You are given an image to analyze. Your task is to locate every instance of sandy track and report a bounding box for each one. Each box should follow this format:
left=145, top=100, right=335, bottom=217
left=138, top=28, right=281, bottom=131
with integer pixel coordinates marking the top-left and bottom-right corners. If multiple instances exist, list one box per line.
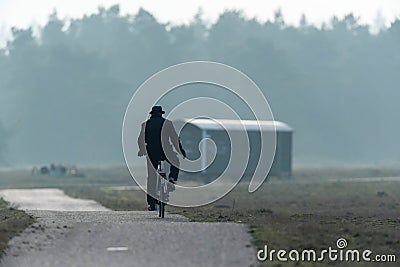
left=0, top=189, right=109, bottom=211
left=0, top=189, right=255, bottom=267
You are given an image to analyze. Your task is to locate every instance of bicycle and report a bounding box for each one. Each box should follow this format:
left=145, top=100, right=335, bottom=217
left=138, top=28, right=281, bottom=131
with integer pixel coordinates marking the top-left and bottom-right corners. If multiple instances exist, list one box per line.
left=156, top=161, right=174, bottom=218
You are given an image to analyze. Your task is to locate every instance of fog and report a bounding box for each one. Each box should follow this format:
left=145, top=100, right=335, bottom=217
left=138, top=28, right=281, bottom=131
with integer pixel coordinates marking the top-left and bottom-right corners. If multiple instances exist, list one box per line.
left=0, top=5, right=399, bottom=166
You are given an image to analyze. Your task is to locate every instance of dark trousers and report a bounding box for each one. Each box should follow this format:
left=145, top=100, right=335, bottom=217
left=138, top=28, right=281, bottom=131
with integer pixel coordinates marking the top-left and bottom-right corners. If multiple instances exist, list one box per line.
left=146, top=151, right=180, bottom=206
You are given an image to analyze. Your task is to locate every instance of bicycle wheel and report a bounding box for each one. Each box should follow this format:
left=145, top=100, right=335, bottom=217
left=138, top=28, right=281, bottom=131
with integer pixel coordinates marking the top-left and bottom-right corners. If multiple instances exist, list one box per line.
left=157, top=161, right=167, bottom=218
left=160, top=202, right=165, bottom=218
left=158, top=186, right=162, bottom=217
left=160, top=183, right=165, bottom=218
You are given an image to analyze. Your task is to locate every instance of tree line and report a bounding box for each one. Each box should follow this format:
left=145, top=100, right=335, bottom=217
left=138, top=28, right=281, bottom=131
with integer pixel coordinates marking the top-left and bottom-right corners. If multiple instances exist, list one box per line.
left=0, top=5, right=399, bottom=165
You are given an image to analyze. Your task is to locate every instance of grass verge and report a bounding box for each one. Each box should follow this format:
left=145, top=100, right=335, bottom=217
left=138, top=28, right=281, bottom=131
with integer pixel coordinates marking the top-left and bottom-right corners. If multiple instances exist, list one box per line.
left=0, top=199, right=34, bottom=256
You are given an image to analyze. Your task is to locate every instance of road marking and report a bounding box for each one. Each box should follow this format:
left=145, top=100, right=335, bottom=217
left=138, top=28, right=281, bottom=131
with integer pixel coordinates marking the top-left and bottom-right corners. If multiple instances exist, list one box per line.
left=106, top=247, right=129, bottom=252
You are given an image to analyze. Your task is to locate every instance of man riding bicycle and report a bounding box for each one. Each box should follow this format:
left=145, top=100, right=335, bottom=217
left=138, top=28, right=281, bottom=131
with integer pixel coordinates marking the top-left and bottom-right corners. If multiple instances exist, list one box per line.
left=137, top=106, right=186, bottom=211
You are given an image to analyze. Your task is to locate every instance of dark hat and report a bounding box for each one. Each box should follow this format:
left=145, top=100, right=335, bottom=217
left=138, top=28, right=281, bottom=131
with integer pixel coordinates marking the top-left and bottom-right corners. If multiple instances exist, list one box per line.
left=149, top=106, right=165, bottom=114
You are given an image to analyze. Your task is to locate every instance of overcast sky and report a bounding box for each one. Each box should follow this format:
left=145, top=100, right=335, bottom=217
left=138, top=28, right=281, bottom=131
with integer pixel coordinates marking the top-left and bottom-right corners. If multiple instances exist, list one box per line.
left=0, top=0, right=399, bottom=47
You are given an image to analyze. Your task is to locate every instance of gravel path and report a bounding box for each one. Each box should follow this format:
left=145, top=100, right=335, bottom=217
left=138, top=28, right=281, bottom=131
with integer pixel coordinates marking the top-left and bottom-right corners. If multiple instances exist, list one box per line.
left=0, top=189, right=256, bottom=267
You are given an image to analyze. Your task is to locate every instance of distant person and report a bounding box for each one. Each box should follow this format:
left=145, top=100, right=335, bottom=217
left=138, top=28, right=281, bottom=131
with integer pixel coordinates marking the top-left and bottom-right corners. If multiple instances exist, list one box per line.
left=137, top=106, right=186, bottom=211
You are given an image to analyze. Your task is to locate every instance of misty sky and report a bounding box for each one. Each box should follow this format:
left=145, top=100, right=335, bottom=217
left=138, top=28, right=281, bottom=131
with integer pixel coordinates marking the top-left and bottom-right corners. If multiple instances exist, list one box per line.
left=0, top=0, right=399, bottom=47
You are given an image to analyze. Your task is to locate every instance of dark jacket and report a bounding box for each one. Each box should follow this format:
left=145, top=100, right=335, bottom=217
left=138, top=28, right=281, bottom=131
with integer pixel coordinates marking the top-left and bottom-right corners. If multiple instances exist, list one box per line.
left=138, top=115, right=185, bottom=158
